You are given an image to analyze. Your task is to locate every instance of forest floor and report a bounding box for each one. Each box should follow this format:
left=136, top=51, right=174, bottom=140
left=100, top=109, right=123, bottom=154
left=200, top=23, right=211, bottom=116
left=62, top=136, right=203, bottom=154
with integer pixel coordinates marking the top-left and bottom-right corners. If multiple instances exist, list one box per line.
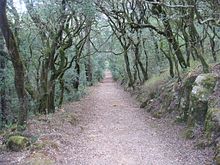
left=0, top=71, right=214, bottom=165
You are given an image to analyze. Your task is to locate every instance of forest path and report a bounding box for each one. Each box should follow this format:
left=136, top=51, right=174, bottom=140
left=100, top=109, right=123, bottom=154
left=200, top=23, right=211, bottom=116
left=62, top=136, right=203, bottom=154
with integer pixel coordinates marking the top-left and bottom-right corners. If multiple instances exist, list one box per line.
left=59, top=71, right=212, bottom=165
left=0, top=71, right=213, bottom=165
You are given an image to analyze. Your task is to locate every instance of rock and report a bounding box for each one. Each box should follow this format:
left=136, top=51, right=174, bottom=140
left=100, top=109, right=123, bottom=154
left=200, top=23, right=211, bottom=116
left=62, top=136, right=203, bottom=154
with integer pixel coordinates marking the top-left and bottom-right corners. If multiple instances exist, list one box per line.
left=189, top=74, right=217, bottom=125
left=205, top=108, right=220, bottom=141
left=192, top=74, right=217, bottom=101
left=205, top=109, right=220, bottom=165
left=179, top=72, right=198, bottom=121
left=6, top=135, right=30, bottom=151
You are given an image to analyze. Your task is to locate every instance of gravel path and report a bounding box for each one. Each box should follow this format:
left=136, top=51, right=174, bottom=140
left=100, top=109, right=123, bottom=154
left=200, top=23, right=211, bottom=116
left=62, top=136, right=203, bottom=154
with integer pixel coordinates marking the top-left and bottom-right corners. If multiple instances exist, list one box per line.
left=62, top=71, right=213, bottom=165
left=0, top=71, right=213, bottom=165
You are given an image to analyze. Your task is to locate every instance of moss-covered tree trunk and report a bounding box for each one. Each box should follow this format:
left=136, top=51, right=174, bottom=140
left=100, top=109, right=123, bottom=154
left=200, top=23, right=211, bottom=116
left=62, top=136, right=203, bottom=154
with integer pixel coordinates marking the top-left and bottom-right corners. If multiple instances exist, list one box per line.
left=58, top=76, right=65, bottom=107
left=85, top=22, right=93, bottom=85
left=0, top=0, right=28, bottom=127
left=133, top=41, right=148, bottom=82
left=38, top=58, right=58, bottom=114
left=163, top=20, right=187, bottom=69
left=187, top=0, right=209, bottom=73
left=74, top=59, right=80, bottom=91
left=38, top=61, right=49, bottom=114
left=123, top=49, right=133, bottom=87
left=0, top=32, right=7, bottom=126
left=181, top=24, right=192, bottom=67
left=152, top=2, right=187, bottom=69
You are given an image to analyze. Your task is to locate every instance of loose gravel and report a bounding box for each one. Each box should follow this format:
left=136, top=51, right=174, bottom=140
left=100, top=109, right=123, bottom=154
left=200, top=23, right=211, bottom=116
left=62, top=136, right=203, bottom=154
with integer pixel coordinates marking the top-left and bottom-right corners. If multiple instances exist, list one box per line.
left=62, top=72, right=213, bottom=165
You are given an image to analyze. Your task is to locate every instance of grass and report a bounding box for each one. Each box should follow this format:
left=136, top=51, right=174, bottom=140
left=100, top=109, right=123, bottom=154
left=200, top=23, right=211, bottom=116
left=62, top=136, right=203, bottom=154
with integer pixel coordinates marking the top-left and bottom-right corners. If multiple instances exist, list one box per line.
left=145, top=71, right=170, bottom=87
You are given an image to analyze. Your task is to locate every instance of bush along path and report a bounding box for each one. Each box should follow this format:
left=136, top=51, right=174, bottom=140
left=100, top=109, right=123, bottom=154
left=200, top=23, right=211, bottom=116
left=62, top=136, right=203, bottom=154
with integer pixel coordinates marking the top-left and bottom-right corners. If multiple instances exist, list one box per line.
left=0, top=71, right=214, bottom=165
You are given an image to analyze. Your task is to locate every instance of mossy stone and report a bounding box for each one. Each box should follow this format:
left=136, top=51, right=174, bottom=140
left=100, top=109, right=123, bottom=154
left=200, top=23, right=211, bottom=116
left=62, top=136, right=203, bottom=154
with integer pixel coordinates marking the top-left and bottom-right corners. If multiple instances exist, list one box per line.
left=205, top=109, right=216, bottom=137
left=205, top=109, right=220, bottom=140
left=201, top=74, right=217, bottom=89
left=192, top=74, right=217, bottom=101
left=189, top=74, right=217, bottom=125
left=6, top=135, right=30, bottom=151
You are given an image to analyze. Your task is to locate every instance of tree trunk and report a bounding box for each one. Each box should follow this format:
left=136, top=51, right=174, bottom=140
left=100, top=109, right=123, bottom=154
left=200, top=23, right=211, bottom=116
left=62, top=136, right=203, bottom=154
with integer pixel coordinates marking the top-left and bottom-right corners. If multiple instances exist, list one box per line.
left=142, top=39, right=149, bottom=80
left=123, top=50, right=133, bottom=87
left=209, top=28, right=217, bottom=62
left=152, top=3, right=187, bottom=68
left=48, top=81, right=55, bottom=113
left=189, top=35, right=209, bottom=73
left=133, top=43, right=148, bottom=82
left=74, top=58, right=80, bottom=91
left=38, top=61, right=48, bottom=114
left=181, top=24, right=191, bottom=67
left=85, top=22, right=93, bottom=85
left=59, top=77, right=65, bottom=107
left=187, top=4, right=209, bottom=73
left=163, top=20, right=187, bottom=69
left=160, top=48, right=174, bottom=78
left=0, top=32, right=7, bottom=126
left=0, top=0, right=28, bottom=127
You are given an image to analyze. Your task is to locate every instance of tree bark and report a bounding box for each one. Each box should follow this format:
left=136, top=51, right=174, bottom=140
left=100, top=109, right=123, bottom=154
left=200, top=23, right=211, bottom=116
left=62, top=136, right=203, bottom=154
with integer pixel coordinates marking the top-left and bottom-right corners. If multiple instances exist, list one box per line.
left=0, top=0, right=28, bottom=127
left=133, top=42, right=148, bottom=82
left=85, top=23, right=93, bottom=85
left=187, top=2, right=209, bottom=73
left=0, top=32, right=7, bottom=126
left=74, top=58, right=80, bottom=91
left=123, top=49, right=133, bottom=87
left=151, top=3, right=187, bottom=69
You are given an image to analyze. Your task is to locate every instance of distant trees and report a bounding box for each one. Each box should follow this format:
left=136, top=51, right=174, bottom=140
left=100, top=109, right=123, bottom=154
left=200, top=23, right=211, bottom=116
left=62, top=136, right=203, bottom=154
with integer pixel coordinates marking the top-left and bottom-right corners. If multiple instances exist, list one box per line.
left=98, top=0, right=220, bottom=86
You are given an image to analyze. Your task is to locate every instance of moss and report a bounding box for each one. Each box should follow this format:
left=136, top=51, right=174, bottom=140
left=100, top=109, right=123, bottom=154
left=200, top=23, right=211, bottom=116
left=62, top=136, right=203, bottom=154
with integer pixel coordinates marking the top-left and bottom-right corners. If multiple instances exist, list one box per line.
left=152, top=111, right=163, bottom=119
left=205, top=109, right=216, bottom=139
left=189, top=74, right=217, bottom=125
left=0, top=130, right=5, bottom=136
left=32, top=142, right=46, bottom=150
left=175, top=115, right=186, bottom=123
left=187, top=116, right=195, bottom=128
left=183, top=128, right=194, bottom=139
left=24, top=152, right=55, bottom=165
left=205, top=108, right=220, bottom=141
left=201, top=75, right=217, bottom=90
left=193, top=74, right=217, bottom=98
left=6, top=135, right=30, bottom=151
